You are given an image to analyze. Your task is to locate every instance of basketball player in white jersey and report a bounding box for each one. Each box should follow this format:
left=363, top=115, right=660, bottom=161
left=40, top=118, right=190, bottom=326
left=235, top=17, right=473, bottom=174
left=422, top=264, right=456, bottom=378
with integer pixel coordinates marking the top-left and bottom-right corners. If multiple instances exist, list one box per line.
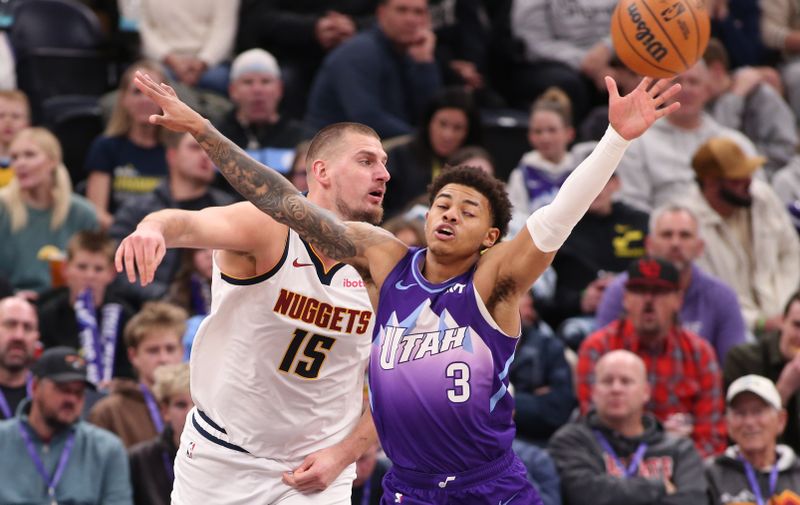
left=115, top=127, right=388, bottom=504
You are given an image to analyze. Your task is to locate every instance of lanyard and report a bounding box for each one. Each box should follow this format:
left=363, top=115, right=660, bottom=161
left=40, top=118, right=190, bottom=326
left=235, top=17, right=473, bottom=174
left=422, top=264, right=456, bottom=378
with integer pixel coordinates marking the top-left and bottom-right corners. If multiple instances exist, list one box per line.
left=189, top=273, right=211, bottom=316
left=140, top=384, right=164, bottom=433
left=75, top=289, right=122, bottom=385
left=17, top=423, right=75, bottom=505
left=360, top=482, right=371, bottom=505
left=0, top=375, right=32, bottom=419
left=162, top=450, right=174, bottom=482
left=593, top=430, right=648, bottom=478
left=740, top=455, right=779, bottom=505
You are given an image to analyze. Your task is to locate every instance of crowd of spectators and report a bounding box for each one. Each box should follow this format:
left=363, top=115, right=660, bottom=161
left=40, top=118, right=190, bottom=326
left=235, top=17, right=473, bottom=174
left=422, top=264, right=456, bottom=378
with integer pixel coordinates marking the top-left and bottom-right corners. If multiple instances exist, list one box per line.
left=3, top=0, right=800, bottom=503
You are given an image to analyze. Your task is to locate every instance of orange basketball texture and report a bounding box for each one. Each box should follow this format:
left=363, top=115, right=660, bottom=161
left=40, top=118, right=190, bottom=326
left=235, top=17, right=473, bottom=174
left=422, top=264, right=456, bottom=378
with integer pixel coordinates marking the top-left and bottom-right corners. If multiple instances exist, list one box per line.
left=610, top=0, right=710, bottom=78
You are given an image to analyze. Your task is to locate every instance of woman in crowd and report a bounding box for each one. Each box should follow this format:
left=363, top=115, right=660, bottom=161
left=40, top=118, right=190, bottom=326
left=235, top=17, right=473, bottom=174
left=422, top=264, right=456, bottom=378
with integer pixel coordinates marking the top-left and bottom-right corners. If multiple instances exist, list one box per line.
left=0, top=127, right=97, bottom=298
left=84, top=61, right=169, bottom=229
left=383, top=86, right=482, bottom=217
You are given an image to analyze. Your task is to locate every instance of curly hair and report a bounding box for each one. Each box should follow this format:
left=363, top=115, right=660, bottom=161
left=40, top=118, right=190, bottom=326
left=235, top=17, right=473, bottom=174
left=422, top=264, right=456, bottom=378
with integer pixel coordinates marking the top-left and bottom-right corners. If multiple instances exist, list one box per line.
left=427, top=165, right=512, bottom=239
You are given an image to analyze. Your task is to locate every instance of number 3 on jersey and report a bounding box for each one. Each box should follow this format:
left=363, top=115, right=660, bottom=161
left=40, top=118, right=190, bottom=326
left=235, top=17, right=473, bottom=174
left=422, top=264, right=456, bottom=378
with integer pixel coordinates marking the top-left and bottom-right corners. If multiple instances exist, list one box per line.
left=278, top=329, right=336, bottom=379
left=446, top=362, right=471, bottom=403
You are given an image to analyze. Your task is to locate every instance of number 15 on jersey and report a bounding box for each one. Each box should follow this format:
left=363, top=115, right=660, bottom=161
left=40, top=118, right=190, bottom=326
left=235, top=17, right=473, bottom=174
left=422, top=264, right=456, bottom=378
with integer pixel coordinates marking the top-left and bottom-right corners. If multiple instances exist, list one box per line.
left=278, top=329, right=336, bottom=379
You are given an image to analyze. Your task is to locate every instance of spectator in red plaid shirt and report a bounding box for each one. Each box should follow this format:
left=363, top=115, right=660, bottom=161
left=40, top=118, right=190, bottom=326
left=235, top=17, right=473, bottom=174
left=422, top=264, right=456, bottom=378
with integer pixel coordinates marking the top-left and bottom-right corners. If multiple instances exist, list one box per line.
left=577, top=257, right=727, bottom=457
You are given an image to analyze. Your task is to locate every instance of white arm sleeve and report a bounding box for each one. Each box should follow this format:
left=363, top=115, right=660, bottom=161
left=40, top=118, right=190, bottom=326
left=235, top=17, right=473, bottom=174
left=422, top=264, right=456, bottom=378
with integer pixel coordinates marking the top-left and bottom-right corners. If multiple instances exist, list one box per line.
left=527, top=125, right=631, bottom=252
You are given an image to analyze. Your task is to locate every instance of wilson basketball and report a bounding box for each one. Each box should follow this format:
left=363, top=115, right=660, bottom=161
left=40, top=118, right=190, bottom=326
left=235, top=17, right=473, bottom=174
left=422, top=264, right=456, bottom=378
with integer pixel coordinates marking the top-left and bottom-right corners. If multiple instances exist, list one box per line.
left=610, top=0, right=710, bottom=78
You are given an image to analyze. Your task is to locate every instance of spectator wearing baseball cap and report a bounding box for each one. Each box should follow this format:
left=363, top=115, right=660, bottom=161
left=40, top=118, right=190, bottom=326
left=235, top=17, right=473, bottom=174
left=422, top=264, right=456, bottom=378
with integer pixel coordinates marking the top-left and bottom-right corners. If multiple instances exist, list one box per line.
left=211, top=48, right=312, bottom=198
left=724, top=292, right=800, bottom=450
left=706, top=375, right=800, bottom=504
left=676, top=137, right=800, bottom=335
left=0, top=346, right=132, bottom=504
left=577, top=257, right=728, bottom=458
left=596, top=203, right=747, bottom=363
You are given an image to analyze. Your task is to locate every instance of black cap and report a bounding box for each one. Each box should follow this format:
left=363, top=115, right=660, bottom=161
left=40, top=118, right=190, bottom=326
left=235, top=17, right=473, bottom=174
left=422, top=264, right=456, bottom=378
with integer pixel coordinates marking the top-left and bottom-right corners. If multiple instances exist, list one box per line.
left=625, top=257, right=679, bottom=291
left=31, top=347, right=91, bottom=385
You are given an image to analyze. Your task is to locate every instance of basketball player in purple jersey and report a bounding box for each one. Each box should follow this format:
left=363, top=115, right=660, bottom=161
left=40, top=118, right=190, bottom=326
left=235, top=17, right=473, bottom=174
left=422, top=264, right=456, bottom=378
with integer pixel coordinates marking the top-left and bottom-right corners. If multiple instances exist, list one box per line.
left=130, top=71, right=681, bottom=504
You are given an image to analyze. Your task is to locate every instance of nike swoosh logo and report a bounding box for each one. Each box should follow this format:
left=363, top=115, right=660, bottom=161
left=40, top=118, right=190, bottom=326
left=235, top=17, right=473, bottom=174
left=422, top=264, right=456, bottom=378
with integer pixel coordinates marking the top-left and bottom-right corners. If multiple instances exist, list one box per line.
left=395, top=280, right=417, bottom=290
left=292, top=258, right=314, bottom=268
left=499, top=492, right=520, bottom=505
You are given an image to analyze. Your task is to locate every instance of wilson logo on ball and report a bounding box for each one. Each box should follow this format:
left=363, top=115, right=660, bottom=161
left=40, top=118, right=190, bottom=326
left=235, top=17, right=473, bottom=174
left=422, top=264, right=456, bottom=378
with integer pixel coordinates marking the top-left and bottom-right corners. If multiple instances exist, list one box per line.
left=611, top=0, right=710, bottom=78
left=627, top=3, right=668, bottom=62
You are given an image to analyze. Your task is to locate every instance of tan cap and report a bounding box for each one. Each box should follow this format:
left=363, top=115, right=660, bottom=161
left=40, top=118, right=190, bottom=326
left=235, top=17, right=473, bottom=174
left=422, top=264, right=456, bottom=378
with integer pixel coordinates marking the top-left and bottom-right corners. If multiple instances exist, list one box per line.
left=727, top=374, right=782, bottom=409
left=691, top=137, right=765, bottom=180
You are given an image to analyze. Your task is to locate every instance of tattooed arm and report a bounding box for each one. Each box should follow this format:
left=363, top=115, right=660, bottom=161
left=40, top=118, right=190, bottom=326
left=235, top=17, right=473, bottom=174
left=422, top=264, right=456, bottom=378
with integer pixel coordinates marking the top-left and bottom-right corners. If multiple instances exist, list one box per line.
left=132, top=71, right=406, bottom=282
left=195, top=123, right=360, bottom=260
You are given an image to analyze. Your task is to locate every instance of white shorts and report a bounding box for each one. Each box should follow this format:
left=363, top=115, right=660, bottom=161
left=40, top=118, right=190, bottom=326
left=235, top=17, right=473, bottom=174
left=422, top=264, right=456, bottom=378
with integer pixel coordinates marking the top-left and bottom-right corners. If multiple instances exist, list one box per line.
left=171, top=408, right=356, bottom=505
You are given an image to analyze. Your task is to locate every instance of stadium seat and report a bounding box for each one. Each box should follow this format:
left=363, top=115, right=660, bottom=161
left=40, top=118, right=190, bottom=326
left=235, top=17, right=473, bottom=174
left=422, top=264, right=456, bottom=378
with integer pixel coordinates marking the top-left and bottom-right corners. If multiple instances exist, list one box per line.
left=480, top=108, right=530, bottom=181
left=9, top=0, right=115, bottom=122
left=41, top=95, right=104, bottom=187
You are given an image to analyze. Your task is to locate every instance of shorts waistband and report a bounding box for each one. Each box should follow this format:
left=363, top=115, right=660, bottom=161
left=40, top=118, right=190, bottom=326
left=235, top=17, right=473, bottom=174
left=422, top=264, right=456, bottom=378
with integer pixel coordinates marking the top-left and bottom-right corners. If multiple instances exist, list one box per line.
left=390, top=449, right=517, bottom=490
left=192, top=409, right=249, bottom=454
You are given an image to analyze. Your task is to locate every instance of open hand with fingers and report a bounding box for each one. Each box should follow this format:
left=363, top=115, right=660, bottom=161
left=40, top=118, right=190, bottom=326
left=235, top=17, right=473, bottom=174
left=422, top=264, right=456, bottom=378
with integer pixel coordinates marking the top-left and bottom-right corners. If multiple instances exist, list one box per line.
left=132, top=71, right=207, bottom=136
left=607, top=76, right=681, bottom=141
left=114, top=221, right=167, bottom=287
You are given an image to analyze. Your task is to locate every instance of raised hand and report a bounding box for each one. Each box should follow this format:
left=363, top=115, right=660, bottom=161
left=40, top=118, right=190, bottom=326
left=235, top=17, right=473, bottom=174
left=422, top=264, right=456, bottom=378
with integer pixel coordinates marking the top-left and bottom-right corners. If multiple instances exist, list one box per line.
left=132, top=71, right=206, bottom=135
left=607, top=76, right=681, bottom=141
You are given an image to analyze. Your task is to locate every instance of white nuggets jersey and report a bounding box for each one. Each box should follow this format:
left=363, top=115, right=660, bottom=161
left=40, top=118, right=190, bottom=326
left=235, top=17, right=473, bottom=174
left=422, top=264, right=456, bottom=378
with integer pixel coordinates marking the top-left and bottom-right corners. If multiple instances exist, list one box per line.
left=190, top=229, right=373, bottom=458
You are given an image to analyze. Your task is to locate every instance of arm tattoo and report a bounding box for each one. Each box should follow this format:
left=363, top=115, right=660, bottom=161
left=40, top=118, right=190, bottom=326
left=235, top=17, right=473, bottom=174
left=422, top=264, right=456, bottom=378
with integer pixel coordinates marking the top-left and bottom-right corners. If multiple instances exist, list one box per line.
left=195, top=124, right=358, bottom=259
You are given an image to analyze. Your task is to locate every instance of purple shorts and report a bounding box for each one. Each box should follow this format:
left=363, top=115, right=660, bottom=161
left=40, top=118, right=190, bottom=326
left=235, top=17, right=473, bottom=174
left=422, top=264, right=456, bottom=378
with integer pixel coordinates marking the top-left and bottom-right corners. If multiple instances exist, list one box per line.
left=379, top=450, right=542, bottom=505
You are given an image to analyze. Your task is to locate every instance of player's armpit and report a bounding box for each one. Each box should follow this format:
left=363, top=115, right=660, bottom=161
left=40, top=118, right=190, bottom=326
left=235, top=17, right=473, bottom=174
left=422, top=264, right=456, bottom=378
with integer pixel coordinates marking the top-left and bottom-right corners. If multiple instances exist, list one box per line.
left=475, top=228, right=555, bottom=297
left=473, top=232, right=556, bottom=334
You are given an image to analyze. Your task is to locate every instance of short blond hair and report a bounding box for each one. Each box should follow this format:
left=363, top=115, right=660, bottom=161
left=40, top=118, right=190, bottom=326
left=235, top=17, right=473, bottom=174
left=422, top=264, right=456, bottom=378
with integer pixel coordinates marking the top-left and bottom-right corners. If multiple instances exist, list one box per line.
left=123, top=302, right=187, bottom=349
left=152, top=363, right=190, bottom=404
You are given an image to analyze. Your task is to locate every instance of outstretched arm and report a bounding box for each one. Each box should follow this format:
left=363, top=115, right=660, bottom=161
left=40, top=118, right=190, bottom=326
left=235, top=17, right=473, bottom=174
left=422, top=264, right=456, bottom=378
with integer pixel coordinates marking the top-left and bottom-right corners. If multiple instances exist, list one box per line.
left=132, top=72, right=397, bottom=271
left=476, top=76, right=681, bottom=329
left=114, top=202, right=285, bottom=286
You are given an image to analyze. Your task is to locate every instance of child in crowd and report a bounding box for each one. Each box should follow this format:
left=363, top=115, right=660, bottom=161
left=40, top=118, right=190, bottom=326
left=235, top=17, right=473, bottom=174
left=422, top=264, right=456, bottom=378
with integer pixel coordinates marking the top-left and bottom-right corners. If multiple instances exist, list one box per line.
left=88, top=302, right=185, bottom=447
left=506, top=88, right=596, bottom=237
left=0, top=90, right=30, bottom=185
left=38, top=230, right=136, bottom=385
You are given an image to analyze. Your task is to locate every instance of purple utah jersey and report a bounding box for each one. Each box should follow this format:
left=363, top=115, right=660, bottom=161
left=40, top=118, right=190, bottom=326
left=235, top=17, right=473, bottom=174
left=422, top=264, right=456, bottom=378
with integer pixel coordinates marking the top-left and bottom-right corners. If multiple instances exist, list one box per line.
left=369, top=248, right=518, bottom=473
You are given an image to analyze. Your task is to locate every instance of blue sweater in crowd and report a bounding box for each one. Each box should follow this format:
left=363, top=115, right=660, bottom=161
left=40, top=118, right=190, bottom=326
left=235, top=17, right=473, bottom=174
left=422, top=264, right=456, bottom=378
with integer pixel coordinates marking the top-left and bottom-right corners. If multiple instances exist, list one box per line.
left=305, top=25, right=442, bottom=138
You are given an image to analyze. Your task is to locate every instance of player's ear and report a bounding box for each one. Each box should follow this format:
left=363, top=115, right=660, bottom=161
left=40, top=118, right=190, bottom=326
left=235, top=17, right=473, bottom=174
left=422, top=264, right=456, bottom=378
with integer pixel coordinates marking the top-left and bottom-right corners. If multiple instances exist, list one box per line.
left=311, top=159, right=331, bottom=188
left=482, top=227, right=500, bottom=249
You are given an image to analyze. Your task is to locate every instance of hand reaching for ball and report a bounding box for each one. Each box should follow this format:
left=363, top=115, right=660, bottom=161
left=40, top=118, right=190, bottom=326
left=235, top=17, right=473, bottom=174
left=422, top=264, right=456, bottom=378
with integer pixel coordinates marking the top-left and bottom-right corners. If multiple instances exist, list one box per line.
left=607, top=76, right=681, bottom=141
